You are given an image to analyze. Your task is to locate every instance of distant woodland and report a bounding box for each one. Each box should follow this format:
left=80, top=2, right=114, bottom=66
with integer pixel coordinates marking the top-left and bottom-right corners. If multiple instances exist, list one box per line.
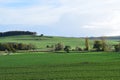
left=0, top=31, right=36, bottom=37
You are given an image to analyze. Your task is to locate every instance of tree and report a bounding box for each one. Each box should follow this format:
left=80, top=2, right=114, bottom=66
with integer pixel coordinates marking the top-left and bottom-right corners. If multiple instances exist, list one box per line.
left=0, top=42, right=35, bottom=52
left=101, top=37, right=108, bottom=51
left=0, top=31, right=36, bottom=37
left=64, top=46, right=71, bottom=53
left=114, top=43, right=120, bottom=52
left=54, top=43, right=64, bottom=51
left=40, top=34, right=44, bottom=37
left=2, top=43, right=16, bottom=53
left=93, top=40, right=102, bottom=51
left=46, top=45, right=50, bottom=48
left=85, top=37, right=90, bottom=51
left=75, top=46, right=82, bottom=51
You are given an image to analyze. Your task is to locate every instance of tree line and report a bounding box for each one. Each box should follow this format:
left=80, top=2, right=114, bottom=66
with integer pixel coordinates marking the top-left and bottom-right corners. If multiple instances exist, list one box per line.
left=0, top=43, right=35, bottom=52
left=0, top=31, right=36, bottom=37
left=0, top=37, right=119, bottom=53
left=47, top=37, right=120, bottom=53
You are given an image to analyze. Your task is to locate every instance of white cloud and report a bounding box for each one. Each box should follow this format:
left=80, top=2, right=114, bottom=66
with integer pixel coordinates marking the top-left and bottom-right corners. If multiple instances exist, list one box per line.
left=0, top=6, right=61, bottom=25
left=83, top=11, right=120, bottom=36
left=0, top=0, right=77, bottom=25
left=0, top=0, right=120, bottom=36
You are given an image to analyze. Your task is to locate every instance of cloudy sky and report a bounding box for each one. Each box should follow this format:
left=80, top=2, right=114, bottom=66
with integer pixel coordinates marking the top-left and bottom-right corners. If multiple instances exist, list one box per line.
left=0, top=0, right=120, bottom=37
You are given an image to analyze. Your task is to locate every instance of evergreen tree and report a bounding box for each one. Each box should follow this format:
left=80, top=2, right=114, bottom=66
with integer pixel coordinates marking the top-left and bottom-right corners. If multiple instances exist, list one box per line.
left=85, top=37, right=90, bottom=51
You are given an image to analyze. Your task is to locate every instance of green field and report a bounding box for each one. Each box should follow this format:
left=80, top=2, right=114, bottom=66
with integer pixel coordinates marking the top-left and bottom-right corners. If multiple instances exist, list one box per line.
left=0, top=52, right=120, bottom=80
left=0, top=35, right=117, bottom=49
left=0, top=35, right=120, bottom=80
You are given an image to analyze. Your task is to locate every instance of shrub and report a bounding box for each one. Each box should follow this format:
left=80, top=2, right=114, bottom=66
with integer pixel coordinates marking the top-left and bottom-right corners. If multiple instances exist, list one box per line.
left=114, top=44, right=120, bottom=52
left=93, top=39, right=109, bottom=52
left=40, top=34, right=44, bottom=37
left=93, top=40, right=102, bottom=51
left=0, top=42, right=35, bottom=52
left=46, top=45, right=50, bottom=48
left=101, top=37, right=109, bottom=51
left=54, top=43, right=64, bottom=51
left=75, top=46, right=82, bottom=51
left=46, top=45, right=54, bottom=48
left=64, top=46, right=71, bottom=53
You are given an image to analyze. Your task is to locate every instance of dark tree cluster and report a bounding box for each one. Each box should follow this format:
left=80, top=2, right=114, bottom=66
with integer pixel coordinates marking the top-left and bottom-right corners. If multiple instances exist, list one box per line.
left=75, top=46, right=83, bottom=51
left=54, top=43, right=64, bottom=51
left=93, top=40, right=103, bottom=51
left=54, top=43, right=71, bottom=53
left=0, top=31, right=36, bottom=37
left=114, top=44, right=120, bottom=52
left=64, top=46, right=71, bottom=53
left=0, top=43, right=35, bottom=52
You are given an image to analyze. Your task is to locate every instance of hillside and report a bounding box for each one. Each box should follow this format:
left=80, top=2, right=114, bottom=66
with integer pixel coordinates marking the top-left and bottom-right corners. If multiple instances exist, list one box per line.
left=0, top=35, right=118, bottom=50
left=89, top=36, right=120, bottom=40
left=0, top=35, right=85, bottom=49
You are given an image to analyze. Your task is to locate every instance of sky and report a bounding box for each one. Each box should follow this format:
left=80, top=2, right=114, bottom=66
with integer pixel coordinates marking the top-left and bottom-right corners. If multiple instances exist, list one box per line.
left=0, top=0, right=120, bottom=37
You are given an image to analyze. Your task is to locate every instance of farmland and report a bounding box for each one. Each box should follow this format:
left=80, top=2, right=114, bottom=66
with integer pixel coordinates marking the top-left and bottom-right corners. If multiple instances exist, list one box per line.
left=0, top=35, right=120, bottom=80
left=0, top=52, right=120, bottom=80
left=0, top=35, right=118, bottom=49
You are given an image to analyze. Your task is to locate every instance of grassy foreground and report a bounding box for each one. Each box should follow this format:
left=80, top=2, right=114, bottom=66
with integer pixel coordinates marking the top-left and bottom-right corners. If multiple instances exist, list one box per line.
left=0, top=52, right=120, bottom=80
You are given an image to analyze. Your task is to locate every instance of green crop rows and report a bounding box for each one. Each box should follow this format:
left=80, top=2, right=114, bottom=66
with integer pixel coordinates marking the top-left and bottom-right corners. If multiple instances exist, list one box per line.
left=0, top=52, right=120, bottom=80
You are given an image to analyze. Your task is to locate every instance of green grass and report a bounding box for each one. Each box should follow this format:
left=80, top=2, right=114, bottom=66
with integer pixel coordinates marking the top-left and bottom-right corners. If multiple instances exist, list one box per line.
left=0, top=35, right=118, bottom=49
left=0, top=35, right=119, bottom=80
left=0, top=52, right=119, bottom=67
left=0, top=52, right=120, bottom=80
left=0, top=35, right=85, bottom=48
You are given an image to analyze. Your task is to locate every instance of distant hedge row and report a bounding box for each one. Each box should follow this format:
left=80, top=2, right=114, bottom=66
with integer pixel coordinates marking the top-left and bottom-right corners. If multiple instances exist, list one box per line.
left=52, top=41, right=120, bottom=53
left=0, top=31, right=36, bottom=37
left=0, top=43, right=35, bottom=52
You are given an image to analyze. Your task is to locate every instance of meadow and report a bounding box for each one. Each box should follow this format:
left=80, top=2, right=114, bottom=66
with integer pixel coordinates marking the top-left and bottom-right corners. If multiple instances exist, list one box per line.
left=0, top=52, right=120, bottom=80
left=0, top=35, right=120, bottom=80
left=0, top=35, right=117, bottom=49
